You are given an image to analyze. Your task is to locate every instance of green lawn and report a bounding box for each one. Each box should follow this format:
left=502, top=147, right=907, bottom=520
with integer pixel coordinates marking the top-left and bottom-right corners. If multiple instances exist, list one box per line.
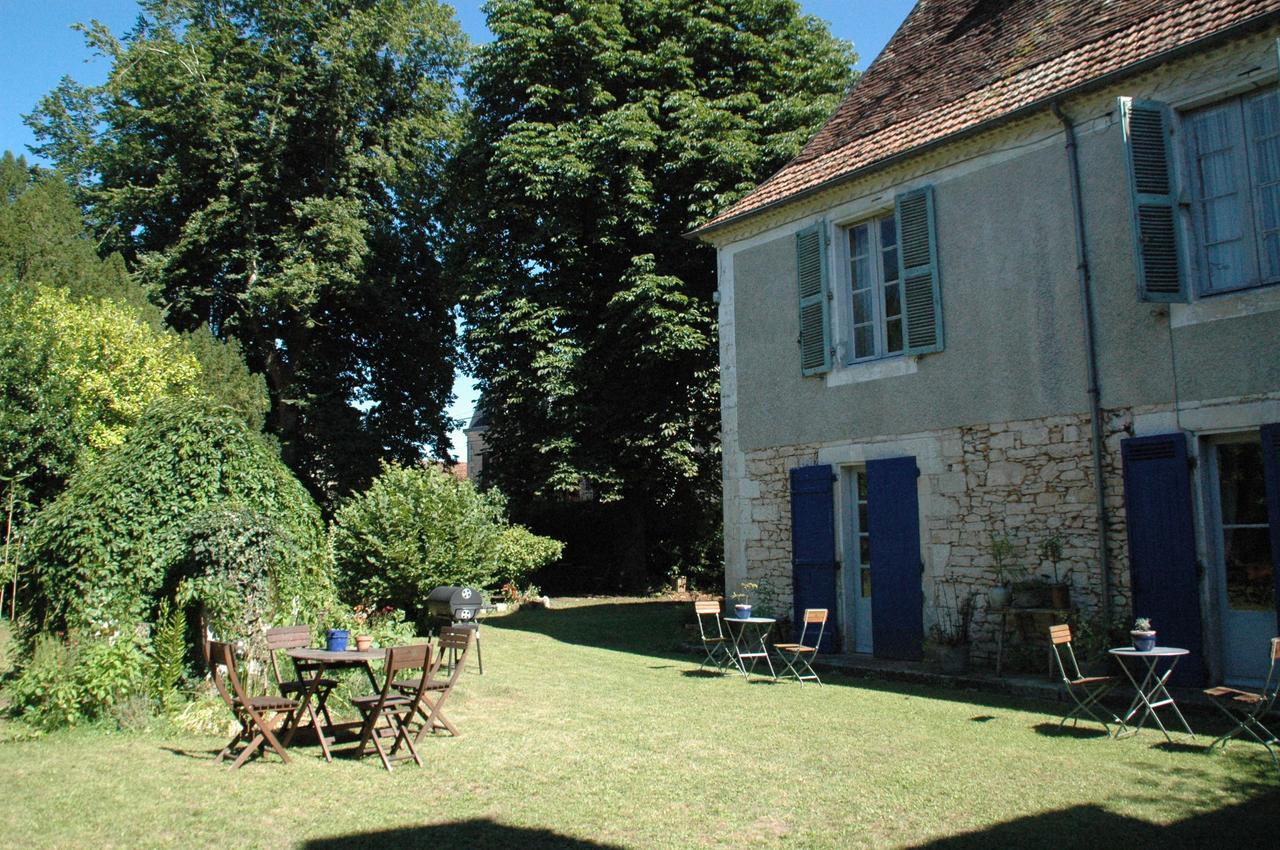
left=0, top=598, right=1276, bottom=849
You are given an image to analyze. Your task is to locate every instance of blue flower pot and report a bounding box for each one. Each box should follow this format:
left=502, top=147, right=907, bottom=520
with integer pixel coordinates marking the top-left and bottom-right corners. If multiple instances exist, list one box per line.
left=1131, top=632, right=1156, bottom=652
left=326, top=629, right=349, bottom=652
left=734, top=604, right=752, bottom=620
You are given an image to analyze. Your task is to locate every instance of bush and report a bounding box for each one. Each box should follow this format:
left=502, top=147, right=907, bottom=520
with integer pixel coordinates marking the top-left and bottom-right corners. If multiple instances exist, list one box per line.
left=8, top=630, right=147, bottom=730
left=331, top=462, right=563, bottom=621
left=23, top=399, right=335, bottom=633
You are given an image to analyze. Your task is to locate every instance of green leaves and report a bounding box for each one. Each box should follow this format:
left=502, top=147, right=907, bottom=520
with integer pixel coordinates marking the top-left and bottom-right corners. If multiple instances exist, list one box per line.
left=330, top=462, right=562, bottom=624
left=23, top=399, right=330, bottom=633
left=451, top=0, right=856, bottom=581
left=27, top=1, right=470, bottom=498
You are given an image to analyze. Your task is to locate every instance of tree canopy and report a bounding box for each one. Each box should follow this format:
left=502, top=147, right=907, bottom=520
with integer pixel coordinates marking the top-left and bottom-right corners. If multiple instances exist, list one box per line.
left=449, top=0, right=857, bottom=583
left=0, top=152, right=269, bottom=513
left=28, top=0, right=471, bottom=502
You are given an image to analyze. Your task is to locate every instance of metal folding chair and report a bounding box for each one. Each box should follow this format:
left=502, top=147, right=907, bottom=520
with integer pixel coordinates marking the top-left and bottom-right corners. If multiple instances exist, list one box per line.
left=1204, top=637, right=1280, bottom=768
left=206, top=639, right=300, bottom=769
left=1049, top=623, right=1121, bottom=735
left=773, top=608, right=827, bottom=685
left=694, top=600, right=736, bottom=673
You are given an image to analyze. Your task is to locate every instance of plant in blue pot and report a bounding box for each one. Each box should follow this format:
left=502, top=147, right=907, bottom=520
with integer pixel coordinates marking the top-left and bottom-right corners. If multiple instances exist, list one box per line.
left=730, top=581, right=757, bottom=619
left=1130, top=617, right=1156, bottom=652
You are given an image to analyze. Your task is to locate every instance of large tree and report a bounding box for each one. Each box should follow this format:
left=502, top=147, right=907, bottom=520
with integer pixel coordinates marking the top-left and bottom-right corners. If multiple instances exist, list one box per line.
left=449, top=0, right=856, bottom=585
left=28, top=0, right=469, bottom=502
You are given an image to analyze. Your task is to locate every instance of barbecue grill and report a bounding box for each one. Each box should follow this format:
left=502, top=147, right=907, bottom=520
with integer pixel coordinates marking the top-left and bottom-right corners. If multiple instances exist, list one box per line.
left=425, top=585, right=491, bottom=673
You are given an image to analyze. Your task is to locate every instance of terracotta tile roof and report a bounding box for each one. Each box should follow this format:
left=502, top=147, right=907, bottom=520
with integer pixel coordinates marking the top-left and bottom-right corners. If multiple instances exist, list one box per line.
left=695, top=0, right=1280, bottom=237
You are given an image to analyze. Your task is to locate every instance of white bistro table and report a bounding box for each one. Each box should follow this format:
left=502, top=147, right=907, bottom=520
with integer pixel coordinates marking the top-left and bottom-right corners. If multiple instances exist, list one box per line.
left=1108, top=646, right=1196, bottom=742
left=723, top=616, right=778, bottom=681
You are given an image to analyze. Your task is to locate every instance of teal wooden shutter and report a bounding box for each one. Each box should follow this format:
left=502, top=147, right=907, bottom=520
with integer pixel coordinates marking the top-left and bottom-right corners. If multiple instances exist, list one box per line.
left=895, top=187, right=943, bottom=354
left=795, top=223, right=831, bottom=376
left=1119, top=97, right=1187, bottom=302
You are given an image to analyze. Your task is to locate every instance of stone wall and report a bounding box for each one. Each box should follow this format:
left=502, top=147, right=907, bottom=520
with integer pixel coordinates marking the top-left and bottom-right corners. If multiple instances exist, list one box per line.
left=734, top=408, right=1141, bottom=667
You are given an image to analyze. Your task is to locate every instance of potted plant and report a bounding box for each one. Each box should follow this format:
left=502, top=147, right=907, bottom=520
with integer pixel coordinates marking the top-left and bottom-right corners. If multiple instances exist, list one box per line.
left=730, top=581, right=758, bottom=619
left=352, top=604, right=372, bottom=651
left=928, top=576, right=974, bottom=674
left=1130, top=617, right=1157, bottom=651
left=985, top=534, right=1017, bottom=610
left=1037, top=534, right=1071, bottom=610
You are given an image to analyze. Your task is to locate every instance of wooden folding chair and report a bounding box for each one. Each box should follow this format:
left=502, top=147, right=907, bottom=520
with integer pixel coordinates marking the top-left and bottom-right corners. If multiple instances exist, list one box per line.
left=265, top=625, right=340, bottom=760
left=1204, top=637, right=1280, bottom=768
left=694, top=600, right=736, bottom=674
left=395, top=626, right=473, bottom=742
left=1049, top=624, right=1121, bottom=735
left=206, top=639, right=300, bottom=769
left=773, top=608, right=827, bottom=685
left=349, top=644, right=430, bottom=772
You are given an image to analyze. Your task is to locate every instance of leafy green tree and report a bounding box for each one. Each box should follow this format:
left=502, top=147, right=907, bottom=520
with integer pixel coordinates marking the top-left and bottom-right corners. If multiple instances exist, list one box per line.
left=0, top=153, right=270, bottom=512
left=330, top=462, right=562, bottom=625
left=28, top=0, right=470, bottom=502
left=450, top=0, right=856, bottom=582
left=23, top=399, right=333, bottom=633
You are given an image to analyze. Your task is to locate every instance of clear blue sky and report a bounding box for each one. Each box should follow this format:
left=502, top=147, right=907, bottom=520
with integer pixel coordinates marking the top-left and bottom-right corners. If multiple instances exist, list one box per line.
left=0, top=0, right=916, bottom=457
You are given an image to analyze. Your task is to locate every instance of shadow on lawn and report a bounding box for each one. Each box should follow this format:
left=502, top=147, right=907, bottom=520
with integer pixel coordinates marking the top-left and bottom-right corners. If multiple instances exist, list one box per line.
left=486, top=600, right=691, bottom=658
left=909, top=791, right=1280, bottom=849
left=301, top=819, right=626, bottom=850
left=488, top=601, right=1278, bottom=742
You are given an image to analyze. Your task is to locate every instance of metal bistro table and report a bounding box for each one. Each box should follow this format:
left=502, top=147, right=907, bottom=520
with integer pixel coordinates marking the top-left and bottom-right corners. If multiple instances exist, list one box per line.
left=1108, top=646, right=1196, bottom=742
left=285, top=646, right=386, bottom=760
left=723, top=616, right=778, bottom=681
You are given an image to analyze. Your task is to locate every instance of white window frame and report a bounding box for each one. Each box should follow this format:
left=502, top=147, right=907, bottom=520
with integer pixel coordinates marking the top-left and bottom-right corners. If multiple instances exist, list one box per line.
left=836, top=212, right=905, bottom=365
left=1181, top=86, right=1280, bottom=298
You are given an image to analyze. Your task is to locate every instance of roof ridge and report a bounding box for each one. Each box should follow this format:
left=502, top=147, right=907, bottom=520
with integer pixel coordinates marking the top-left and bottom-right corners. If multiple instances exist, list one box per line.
left=694, top=0, right=1280, bottom=238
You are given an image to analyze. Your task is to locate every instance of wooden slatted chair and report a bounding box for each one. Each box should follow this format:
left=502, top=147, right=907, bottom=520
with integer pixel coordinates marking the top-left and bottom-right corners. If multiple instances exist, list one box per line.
left=265, top=625, right=340, bottom=761
left=206, top=639, right=300, bottom=769
left=1204, top=637, right=1280, bottom=768
left=395, top=626, right=473, bottom=742
left=773, top=608, right=827, bottom=685
left=349, top=644, right=430, bottom=772
left=1049, top=623, right=1121, bottom=736
left=694, top=600, right=736, bottom=674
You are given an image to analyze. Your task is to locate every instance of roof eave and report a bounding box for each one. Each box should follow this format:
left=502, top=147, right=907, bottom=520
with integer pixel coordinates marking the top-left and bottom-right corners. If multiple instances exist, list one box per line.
left=687, top=9, right=1280, bottom=243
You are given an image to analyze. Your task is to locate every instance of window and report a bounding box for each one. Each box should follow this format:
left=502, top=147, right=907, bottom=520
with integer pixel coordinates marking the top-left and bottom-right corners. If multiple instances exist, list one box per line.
left=794, top=186, right=942, bottom=377
left=844, top=214, right=904, bottom=361
left=1184, top=89, right=1280, bottom=295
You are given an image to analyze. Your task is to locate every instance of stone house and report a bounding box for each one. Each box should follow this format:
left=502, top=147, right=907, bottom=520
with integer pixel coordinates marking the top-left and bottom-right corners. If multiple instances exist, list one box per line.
left=692, top=0, right=1280, bottom=686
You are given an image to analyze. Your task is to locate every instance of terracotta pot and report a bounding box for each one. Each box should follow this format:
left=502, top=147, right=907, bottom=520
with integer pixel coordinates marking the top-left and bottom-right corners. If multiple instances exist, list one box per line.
left=355, top=634, right=372, bottom=651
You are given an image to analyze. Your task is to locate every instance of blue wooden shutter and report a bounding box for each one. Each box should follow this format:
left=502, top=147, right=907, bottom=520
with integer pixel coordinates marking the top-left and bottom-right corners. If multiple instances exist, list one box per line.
left=895, top=186, right=944, bottom=355
left=1260, top=423, right=1280, bottom=629
left=866, top=456, right=924, bottom=661
left=790, top=464, right=839, bottom=651
left=795, top=223, right=832, bottom=376
left=1119, top=97, right=1187, bottom=302
left=1121, top=433, right=1204, bottom=685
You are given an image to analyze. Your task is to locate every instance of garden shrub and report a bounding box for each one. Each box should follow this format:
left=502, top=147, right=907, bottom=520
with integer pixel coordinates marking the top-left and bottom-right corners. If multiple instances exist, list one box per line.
left=175, top=507, right=278, bottom=656
left=8, top=630, right=147, bottom=730
left=331, top=462, right=563, bottom=622
left=23, top=398, right=335, bottom=634
left=0, top=277, right=269, bottom=518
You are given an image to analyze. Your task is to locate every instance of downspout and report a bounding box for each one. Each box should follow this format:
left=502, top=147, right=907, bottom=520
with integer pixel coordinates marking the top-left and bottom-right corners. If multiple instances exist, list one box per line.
left=1052, top=101, right=1113, bottom=630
